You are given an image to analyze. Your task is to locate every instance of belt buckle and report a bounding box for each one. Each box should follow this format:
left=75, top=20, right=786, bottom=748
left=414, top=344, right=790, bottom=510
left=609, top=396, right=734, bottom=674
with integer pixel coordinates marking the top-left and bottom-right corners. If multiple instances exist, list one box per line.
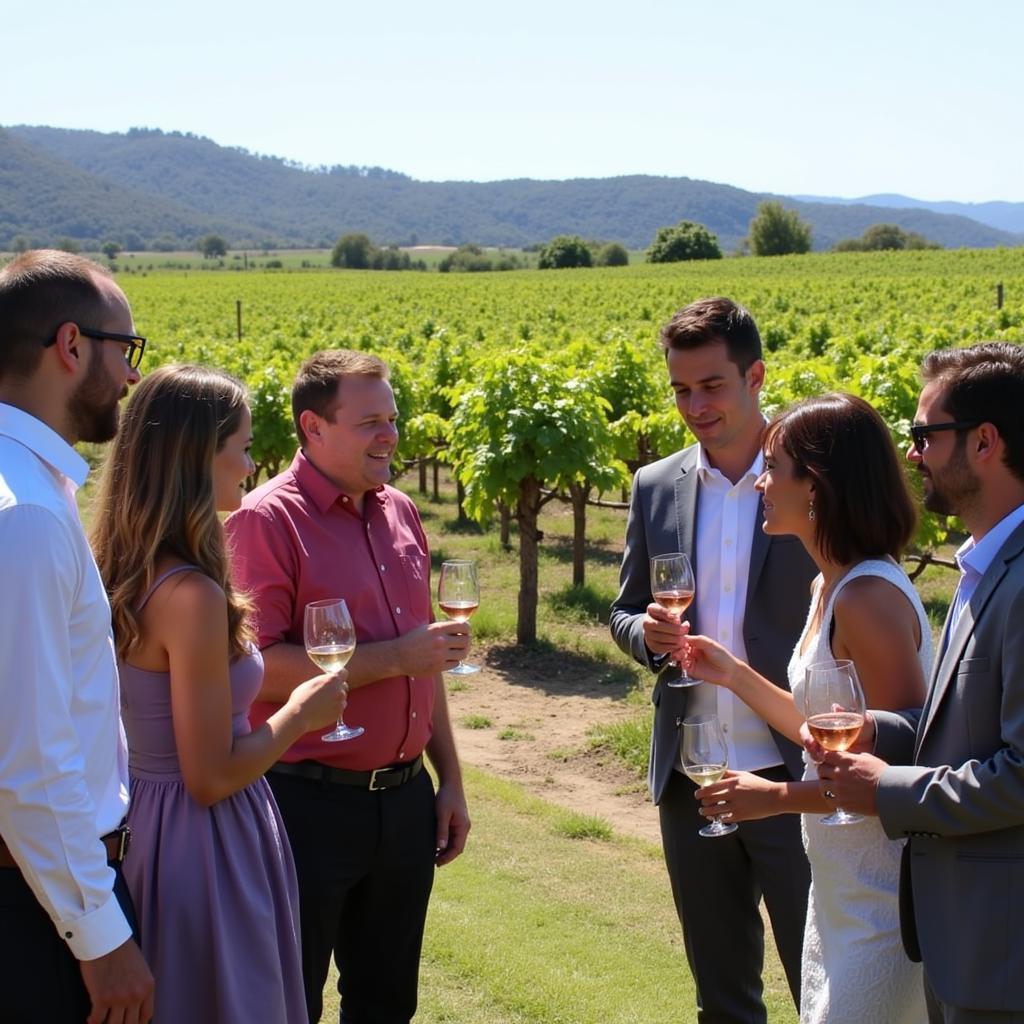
left=368, top=768, right=385, bottom=792
left=116, top=824, right=131, bottom=861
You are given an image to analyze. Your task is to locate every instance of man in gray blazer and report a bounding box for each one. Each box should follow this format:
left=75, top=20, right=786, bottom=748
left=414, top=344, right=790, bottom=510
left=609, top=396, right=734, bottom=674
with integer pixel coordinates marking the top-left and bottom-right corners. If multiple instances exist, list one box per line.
left=610, top=297, right=816, bottom=1023
left=816, top=342, right=1024, bottom=1023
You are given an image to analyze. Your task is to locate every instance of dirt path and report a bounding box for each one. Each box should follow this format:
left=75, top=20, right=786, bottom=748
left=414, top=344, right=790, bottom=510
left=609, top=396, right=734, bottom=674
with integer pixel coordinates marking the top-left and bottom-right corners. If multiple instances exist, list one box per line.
left=448, top=641, right=662, bottom=846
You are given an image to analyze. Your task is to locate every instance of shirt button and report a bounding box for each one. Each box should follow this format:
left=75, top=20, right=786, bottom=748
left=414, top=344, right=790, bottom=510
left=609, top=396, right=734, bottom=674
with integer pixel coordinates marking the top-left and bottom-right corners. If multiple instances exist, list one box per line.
left=380, top=564, right=386, bottom=572
left=722, top=724, right=729, bottom=733
left=724, top=538, right=733, bottom=547
left=399, top=751, right=406, bottom=759
left=341, top=496, right=348, bottom=502
left=411, top=711, right=417, bottom=719
left=65, top=930, right=73, bottom=939
left=724, top=584, right=732, bottom=593
left=396, top=606, right=402, bottom=615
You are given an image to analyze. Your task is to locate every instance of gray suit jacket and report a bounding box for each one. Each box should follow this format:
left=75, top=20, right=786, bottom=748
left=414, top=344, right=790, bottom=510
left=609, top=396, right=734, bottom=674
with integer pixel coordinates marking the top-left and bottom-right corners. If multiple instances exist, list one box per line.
left=610, top=445, right=817, bottom=804
left=875, top=517, right=1024, bottom=1012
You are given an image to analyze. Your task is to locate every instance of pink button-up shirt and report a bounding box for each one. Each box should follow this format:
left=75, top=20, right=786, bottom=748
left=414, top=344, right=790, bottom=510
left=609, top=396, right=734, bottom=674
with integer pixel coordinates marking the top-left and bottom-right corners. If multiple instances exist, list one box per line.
left=225, top=451, right=434, bottom=770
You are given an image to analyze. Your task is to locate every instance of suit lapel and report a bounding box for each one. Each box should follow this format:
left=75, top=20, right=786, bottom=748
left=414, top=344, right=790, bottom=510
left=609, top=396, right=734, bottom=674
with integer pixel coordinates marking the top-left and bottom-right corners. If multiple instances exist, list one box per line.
left=746, top=494, right=770, bottom=608
left=672, top=450, right=698, bottom=560
left=916, top=524, right=1024, bottom=751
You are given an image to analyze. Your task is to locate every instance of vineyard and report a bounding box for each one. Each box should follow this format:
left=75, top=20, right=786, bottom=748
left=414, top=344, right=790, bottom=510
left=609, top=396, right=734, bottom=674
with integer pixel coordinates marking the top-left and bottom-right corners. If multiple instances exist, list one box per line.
left=120, top=248, right=1024, bottom=641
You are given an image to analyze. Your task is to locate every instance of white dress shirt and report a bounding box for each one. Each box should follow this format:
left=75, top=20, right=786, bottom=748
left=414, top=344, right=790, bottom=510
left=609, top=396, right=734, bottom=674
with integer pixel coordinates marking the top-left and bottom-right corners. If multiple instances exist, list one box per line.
left=0, top=403, right=131, bottom=960
left=686, top=446, right=783, bottom=772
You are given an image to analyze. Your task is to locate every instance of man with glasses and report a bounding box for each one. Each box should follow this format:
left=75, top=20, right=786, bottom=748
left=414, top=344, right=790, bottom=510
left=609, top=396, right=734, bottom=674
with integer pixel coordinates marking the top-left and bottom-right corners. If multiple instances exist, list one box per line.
left=0, top=250, right=153, bottom=1022
left=816, top=342, right=1024, bottom=1022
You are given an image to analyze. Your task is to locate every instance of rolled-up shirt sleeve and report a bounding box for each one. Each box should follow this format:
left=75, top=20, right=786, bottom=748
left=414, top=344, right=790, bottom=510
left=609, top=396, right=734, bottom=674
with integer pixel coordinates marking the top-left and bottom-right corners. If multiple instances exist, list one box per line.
left=0, top=504, right=130, bottom=960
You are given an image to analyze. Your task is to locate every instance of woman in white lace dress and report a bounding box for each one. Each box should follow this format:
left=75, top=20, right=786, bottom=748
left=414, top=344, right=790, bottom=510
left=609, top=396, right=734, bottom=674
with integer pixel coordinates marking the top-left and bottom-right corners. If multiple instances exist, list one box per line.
left=683, top=392, right=930, bottom=1024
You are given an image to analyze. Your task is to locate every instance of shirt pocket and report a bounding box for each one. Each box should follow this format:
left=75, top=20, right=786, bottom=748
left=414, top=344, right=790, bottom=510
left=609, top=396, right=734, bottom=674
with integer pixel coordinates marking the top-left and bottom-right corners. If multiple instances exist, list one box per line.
left=396, top=545, right=432, bottom=626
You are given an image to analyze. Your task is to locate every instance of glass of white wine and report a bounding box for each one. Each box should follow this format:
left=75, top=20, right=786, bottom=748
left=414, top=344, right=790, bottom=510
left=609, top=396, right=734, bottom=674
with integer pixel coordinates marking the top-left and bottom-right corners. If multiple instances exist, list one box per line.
left=680, top=713, right=737, bottom=838
left=802, top=659, right=865, bottom=825
left=650, top=552, right=697, bottom=686
left=304, top=598, right=363, bottom=742
left=438, top=560, right=480, bottom=675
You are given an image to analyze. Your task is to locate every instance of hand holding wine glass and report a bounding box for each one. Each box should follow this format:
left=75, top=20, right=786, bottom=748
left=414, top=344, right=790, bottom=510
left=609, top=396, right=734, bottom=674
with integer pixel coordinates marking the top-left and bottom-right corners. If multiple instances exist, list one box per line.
left=680, top=714, right=737, bottom=838
left=438, top=560, right=479, bottom=675
left=802, top=659, right=865, bottom=825
left=650, top=552, right=698, bottom=687
left=304, top=598, right=363, bottom=742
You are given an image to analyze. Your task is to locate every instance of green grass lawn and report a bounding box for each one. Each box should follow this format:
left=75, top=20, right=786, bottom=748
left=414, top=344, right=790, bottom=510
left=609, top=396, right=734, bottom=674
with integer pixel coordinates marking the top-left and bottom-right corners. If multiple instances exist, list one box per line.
left=321, top=766, right=798, bottom=1023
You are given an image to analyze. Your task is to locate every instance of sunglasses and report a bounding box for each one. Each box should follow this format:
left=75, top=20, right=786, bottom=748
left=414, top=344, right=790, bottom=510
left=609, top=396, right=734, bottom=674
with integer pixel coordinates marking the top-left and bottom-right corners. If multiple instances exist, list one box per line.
left=909, top=420, right=980, bottom=455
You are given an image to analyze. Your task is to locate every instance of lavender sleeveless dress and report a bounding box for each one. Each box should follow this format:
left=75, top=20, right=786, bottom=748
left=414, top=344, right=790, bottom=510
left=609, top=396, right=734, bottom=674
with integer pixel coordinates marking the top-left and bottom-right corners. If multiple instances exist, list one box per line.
left=120, top=565, right=306, bottom=1023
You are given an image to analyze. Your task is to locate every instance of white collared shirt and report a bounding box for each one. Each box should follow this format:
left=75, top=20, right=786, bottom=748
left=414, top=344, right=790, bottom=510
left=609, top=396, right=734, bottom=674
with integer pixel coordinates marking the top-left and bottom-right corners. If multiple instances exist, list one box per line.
left=686, top=446, right=783, bottom=772
left=0, top=403, right=130, bottom=960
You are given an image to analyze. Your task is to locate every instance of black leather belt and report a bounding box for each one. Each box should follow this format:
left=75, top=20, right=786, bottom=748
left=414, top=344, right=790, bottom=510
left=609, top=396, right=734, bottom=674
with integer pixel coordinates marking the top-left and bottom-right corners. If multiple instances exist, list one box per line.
left=0, top=823, right=131, bottom=869
left=270, top=755, right=423, bottom=791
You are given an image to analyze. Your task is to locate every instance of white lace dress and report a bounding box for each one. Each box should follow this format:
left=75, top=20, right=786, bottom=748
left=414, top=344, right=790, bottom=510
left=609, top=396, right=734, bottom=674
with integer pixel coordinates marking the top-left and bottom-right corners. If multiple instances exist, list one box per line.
left=790, top=559, right=930, bottom=1024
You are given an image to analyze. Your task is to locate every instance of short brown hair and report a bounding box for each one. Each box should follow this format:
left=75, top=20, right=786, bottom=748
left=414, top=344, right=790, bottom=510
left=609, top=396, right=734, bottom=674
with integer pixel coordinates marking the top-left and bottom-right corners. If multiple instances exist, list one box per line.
left=922, top=342, right=1024, bottom=483
left=765, top=392, right=916, bottom=564
left=0, top=250, right=112, bottom=379
left=291, top=349, right=389, bottom=446
left=658, top=296, right=762, bottom=372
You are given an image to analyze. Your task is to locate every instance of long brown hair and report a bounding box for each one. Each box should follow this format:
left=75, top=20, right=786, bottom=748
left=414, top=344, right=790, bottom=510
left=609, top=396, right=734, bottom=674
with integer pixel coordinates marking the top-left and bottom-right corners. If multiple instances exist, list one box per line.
left=91, top=364, right=254, bottom=659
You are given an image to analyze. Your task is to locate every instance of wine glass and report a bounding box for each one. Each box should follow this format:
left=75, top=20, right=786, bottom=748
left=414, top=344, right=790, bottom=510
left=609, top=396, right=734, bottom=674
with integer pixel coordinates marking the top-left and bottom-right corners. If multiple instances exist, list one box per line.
left=438, top=559, right=479, bottom=675
left=802, top=659, right=865, bottom=825
left=680, top=713, right=737, bottom=838
left=650, top=552, right=697, bottom=687
left=304, top=598, right=363, bottom=742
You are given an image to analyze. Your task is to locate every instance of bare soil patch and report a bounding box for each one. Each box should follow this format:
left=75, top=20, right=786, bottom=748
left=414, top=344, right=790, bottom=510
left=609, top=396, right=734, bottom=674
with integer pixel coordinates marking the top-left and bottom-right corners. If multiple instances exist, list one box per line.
left=449, top=642, right=662, bottom=845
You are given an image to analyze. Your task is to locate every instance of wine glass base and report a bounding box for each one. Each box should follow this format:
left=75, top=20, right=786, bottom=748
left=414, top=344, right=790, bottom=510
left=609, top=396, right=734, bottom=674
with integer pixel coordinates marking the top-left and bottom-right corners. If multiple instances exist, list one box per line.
left=820, top=810, right=863, bottom=826
left=666, top=677, right=702, bottom=688
left=698, top=821, right=738, bottom=838
left=446, top=662, right=480, bottom=675
left=322, top=724, right=365, bottom=743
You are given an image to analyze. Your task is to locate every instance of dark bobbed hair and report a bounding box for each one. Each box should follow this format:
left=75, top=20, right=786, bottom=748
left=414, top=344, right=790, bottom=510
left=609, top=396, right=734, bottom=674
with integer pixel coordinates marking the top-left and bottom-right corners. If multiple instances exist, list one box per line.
left=291, top=349, right=390, bottom=446
left=0, top=249, right=112, bottom=379
left=658, top=296, right=762, bottom=373
left=764, top=392, right=916, bottom=565
left=922, top=342, right=1024, bottom=483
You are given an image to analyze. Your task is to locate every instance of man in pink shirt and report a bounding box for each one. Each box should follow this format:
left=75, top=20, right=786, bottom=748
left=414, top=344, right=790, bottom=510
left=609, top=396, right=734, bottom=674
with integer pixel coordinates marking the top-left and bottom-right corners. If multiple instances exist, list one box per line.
left=225, top=349, right=470, bottom=1024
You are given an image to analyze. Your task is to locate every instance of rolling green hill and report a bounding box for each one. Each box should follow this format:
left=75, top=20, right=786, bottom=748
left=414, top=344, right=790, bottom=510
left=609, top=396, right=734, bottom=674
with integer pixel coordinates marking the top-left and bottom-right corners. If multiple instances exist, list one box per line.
left=4, top=125, right=1020, bottom=253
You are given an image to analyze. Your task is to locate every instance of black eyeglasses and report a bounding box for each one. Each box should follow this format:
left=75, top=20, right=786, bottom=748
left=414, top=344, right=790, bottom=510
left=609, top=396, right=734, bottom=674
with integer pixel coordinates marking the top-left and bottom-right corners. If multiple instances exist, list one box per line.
left=909, top=420, right=980, bottom=454
left=43, top=327, right=147, bottom=369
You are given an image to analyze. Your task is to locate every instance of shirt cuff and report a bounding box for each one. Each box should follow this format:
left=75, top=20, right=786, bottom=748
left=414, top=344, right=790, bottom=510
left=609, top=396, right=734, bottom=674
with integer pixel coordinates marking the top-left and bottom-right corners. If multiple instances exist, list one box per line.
left=58, top=889, right=132, bottom=961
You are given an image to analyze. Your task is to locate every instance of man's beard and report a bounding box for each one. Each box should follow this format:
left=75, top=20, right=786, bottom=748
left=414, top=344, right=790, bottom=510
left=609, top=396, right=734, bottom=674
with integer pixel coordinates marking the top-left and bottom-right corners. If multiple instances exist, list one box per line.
left=921, top=437, right=981, bottom=517
left=69, top=350, right=122, bottom=443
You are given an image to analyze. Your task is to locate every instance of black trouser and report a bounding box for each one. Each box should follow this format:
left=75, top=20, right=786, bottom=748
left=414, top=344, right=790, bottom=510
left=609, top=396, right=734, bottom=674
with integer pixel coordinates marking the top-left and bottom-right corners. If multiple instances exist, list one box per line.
left=269, top=767, right=437, bottom=1024
left=0, top=861, right=138, bottom=1024
left=659, top=764, right=810, bottom=1024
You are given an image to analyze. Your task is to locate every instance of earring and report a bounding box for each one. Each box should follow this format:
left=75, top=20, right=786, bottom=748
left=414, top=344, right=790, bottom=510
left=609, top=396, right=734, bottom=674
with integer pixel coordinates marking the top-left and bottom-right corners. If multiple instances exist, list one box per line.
left=808, top=500, right=816, bottom=522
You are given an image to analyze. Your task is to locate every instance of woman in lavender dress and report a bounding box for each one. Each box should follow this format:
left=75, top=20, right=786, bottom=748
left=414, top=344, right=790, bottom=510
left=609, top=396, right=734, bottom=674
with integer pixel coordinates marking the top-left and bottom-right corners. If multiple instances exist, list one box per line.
left=91, top=365, right=346, bottom=1024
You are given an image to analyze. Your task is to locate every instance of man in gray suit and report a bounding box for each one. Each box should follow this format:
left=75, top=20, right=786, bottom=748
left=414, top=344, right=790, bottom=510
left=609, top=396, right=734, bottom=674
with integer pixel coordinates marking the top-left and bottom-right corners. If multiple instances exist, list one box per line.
left=816, top=342, right=1024, bottom=1023
left=610, top=297, right=816, bottom=1023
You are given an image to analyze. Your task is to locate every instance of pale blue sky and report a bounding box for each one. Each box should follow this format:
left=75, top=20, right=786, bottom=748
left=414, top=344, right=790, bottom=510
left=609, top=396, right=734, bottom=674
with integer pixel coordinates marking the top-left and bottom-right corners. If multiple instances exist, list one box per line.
left=7, top=0, right=1022, bottom=201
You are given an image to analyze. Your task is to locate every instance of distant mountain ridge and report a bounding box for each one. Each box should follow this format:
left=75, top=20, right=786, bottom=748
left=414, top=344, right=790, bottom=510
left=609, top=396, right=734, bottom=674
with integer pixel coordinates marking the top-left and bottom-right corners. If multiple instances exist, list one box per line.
left=793, top=192, right=1024, bottom=235
left=3, top=125, right=1021, bottom=252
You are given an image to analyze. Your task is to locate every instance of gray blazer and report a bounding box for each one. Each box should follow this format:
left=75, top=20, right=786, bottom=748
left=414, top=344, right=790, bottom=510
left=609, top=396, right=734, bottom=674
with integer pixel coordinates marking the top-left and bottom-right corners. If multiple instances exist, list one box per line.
left=610, top=445, right=817, bottom=804
left=875, top=517, right=1024, bottom=1012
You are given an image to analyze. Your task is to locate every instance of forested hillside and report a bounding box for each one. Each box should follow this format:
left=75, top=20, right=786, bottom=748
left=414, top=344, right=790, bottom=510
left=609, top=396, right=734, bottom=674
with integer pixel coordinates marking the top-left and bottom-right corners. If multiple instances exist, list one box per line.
left=4, top=125, right=1020, bottom=252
